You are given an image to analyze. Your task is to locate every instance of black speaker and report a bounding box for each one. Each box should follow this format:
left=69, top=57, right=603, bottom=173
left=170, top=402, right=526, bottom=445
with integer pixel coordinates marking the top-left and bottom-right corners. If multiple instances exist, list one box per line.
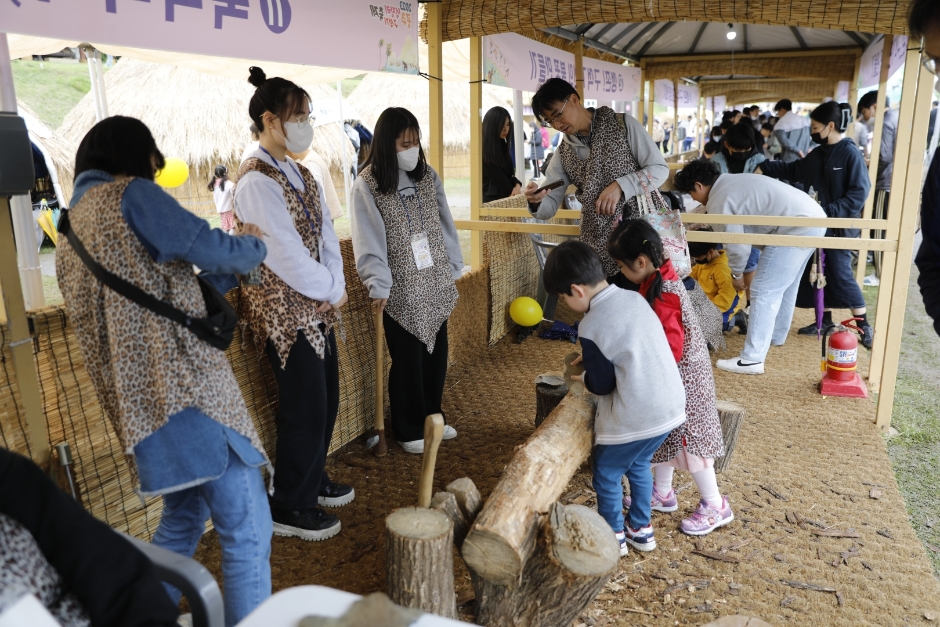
left=0, top=112, right=35, bottom=195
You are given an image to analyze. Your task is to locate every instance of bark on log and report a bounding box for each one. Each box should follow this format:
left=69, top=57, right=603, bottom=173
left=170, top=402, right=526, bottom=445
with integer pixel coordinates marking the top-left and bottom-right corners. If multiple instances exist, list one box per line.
left=431, top=491, right=470, bottom=548
left=445, top=477, right=482, bottom=523
left=462, top=354, right=596, bottom=586
left=472, top=502, right=619, bottom=627
left=385, top=507, right=457, bottom=618
left=535, top=383, right=567, bottom=428
left=714, top=400, right=746, bottom=473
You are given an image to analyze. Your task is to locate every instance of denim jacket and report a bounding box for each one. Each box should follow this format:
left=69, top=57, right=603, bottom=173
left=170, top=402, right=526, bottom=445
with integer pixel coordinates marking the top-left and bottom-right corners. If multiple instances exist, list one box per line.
left=70, top=171, right=268, bottom=496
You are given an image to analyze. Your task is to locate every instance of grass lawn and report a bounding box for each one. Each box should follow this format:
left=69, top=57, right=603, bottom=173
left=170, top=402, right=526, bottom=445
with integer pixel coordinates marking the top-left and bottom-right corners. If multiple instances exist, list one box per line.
left=12, top=59, right=103, bottom=129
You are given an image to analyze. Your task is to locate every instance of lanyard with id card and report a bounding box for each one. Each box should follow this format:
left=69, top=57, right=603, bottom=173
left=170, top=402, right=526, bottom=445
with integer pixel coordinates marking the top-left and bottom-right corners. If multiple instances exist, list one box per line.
left=399, top=187, right=434, bottom=270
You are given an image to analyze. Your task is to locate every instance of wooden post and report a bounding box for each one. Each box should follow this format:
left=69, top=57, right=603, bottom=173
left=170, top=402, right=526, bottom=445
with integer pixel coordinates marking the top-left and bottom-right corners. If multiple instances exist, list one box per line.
left=574, top=36, right=584, bottom=101
left=698, top=95, right=705, bottom=151
left=426, top=2, right=445, bottom=178
left=673, top=78, right=679, bottom=156
left=855, top=35, right=893, bottom=286
left=0, top=198, right=50, bottom=467
left=372, top=306, right=388, bottom=457
left=848, top=51, right=862, bottom=112
left=385, top=507, right=457, bottom=618
left=637, top=64, right=645, bottom=126
left=872, top=55, right=934, bottom=429
left=470, top=36, right=484, bottom=270
left=647, top=77, right=655, bottom=136
left=714, top=401, right=746, bottom=473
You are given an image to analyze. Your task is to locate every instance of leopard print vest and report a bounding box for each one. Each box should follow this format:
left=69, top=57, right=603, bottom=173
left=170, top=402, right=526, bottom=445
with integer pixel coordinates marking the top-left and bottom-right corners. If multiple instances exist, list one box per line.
left=652, top=279, right=725, bottom=463
left=0, top=513, right=90, bottom=627
left=56, top=179, right=268, bottom=487
left=233, top=158, right=338, bottom=365
left=558, top=106, right=671, bottom=276
left=358, top=166, right=458, bottom=353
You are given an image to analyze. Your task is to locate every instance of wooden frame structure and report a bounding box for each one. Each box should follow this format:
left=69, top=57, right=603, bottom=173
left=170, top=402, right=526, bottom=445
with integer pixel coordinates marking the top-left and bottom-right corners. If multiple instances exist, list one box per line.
left=422, top=8, right=933, bottom=431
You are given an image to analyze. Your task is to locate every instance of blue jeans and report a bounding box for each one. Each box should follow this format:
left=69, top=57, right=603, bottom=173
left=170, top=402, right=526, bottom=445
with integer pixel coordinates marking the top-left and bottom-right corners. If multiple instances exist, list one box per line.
left=740, top=238, right=822, bottom=363
left=152, top=446, right=272, bottom=627
left=592, top=433, right=670, bottom=532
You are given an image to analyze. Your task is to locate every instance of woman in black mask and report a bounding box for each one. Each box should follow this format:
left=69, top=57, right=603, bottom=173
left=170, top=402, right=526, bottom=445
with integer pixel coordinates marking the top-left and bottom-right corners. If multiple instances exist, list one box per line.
left=757, top=101, right=873, bottom=347
left=710, top=122, right=766, bottom=175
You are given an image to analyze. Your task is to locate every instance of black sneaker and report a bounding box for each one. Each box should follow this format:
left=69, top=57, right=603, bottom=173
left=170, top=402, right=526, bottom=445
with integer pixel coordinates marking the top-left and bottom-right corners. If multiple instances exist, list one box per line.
left=318, top=481, right=355, bottom=508
left=857, top=321, right=874, bottom=350
left=797, top=321, right=834, bottom=336
left=734, top=309, right=748, bottom=335
left=271, top=505, right=341, bottom=541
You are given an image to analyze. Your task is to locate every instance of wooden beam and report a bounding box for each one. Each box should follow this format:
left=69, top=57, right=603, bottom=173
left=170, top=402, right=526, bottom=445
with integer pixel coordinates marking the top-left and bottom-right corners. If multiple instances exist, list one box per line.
left=0, top=197, right=50, bottom=468
left=575, top=36, right=584, bottom=99
left=637, top=22, right=676, bottom=58
left=426, top=2, right=445, bottom=177
left=644, top=46, right=861, bottom=63
left=790, top=26, right=809, bottom=50
left=700, top=77, right=831, bottom=85
left=848, top=51, right=862, bottom=114
left=873, top=53, right=934, bottom=428
left=855, top=34, right=893, bottom=285
left=870, top=46, right=932, bottom=403
left=637, top=64, right=645, bottom=127
left=673, top=78, right=679, bottom=155
left=469, top=37, right=483, bottom=269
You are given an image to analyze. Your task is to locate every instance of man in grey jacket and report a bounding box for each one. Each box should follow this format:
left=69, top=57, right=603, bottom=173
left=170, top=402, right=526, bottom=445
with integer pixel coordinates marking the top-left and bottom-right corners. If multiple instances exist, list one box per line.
left=674, top=160, right=826, bottom=375
left=772, top=99, right=812, bottom=163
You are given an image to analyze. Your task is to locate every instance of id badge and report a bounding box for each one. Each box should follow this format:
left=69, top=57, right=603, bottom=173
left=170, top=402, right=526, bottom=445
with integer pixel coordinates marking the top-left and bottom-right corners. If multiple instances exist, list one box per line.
left=411, top=233, right=434, bottom=270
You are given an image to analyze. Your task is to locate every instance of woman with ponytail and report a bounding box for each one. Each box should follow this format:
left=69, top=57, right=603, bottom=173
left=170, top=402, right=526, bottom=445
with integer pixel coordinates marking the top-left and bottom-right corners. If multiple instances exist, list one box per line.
left=608, top=219, right=733, bottom=537
left=758, top=101, right=873, bottom=348
left=208, top=164, right=235, bottom=234
left=233, top=66, right=351, bottom=542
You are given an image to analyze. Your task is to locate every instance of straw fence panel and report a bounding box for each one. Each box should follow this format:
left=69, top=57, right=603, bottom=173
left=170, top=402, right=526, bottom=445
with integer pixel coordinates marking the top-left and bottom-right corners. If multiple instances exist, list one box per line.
left=0, top=239, right=492, bottom=539
left=422, top=0, right=912, bottom=42
left=700, top=79, right=837, bottom=100
left=645, top=55, right=858, bottom=83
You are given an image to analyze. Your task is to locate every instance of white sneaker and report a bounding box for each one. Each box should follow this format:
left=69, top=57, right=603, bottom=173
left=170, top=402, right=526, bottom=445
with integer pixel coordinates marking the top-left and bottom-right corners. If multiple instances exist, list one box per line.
left=716, top=357, right=765, bottom=375
left=863, top=273, right=880, bottom=286
left=400, top=439, right=424, bottom=454
left=442, top=425, right=457, bottom=440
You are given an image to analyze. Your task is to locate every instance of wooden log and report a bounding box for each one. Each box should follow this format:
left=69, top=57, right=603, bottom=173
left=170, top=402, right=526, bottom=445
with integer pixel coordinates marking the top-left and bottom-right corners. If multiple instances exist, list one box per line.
left=431, top=491, right=470, bottom=548
left=385, top=507, right=457, bottom=618
left=472, top=502, right=619, bottom=627
left=463, top=353, right=596, bottom=586
left=714, top=400, right=746, bottom=473
left=445, top=477, right=482, bottom=523
left=535, top=382, right=567, bottom=427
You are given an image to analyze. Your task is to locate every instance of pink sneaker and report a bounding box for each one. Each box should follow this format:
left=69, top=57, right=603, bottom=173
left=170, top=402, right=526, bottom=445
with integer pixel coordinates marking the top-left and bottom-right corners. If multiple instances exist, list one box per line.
left=622, top=489, right=678, bottom=513
left=680, top=497, right=734, bottom=536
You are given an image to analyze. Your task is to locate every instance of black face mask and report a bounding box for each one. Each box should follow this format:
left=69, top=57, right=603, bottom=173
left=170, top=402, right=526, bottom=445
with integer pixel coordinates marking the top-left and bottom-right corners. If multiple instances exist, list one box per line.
left=728, top=150, right=749, bottom=161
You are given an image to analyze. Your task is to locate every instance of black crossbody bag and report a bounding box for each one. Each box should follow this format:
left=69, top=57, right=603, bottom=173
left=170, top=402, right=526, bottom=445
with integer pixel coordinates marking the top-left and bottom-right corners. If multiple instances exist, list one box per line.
left=58, top=211, right=237, bottom=351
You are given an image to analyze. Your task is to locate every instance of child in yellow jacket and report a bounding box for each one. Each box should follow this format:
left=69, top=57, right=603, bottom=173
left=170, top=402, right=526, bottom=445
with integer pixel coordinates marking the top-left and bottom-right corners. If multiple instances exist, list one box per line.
left=689, top=241, right=747, bottom=333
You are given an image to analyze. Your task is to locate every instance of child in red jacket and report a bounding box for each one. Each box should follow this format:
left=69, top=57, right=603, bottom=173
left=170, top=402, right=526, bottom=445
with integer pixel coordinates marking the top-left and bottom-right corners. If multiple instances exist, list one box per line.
left=607, top=219, right=734, bottom=536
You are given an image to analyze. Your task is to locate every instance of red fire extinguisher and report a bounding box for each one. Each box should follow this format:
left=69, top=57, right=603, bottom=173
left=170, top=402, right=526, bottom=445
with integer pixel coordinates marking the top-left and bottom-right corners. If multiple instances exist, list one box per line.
left=819, top=318, right=869, bottom=398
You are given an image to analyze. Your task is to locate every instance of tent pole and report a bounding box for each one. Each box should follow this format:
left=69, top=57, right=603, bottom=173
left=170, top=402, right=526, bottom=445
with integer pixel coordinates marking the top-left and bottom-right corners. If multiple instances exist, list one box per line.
left=337, top=80, right=352, bottom=211
left=574, top=36, right=584, bottom=100
left=0, top=33, right=44, bottom=311
left=93, top=50, right=109, bottom=117
left=469, top=37, right=483, bottom=270
left=83, top=46, right=103, bottom=122
left=848, top=51, right=862, bottom=117
left=873, top=51, right=933, bottom=428
left=672, top=79, right=679, bottom=156
left=0, top=197, right=50, bottom=468
left=426, top=1, right=444, bottom=178
left=636, top=64, right=645, bottom=127
left=513, top=89, right=525, bottom=186
left=647, top=79, right=654, bottom=136
left=855, top=35, right=893, bottom=286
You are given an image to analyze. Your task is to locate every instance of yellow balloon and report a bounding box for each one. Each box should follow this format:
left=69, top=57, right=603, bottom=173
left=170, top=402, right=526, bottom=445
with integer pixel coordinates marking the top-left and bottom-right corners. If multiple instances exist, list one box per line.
left=509, top=296, right=543, bottom=327
left=155, top=157, right=189, bottom=188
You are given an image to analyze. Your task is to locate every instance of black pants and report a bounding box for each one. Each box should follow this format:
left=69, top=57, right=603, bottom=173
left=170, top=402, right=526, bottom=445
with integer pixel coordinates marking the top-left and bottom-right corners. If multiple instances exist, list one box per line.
left=384, top=312, right=448, bottom=442
left=608, top=272, right=640, bottom=292
left=265, top=328, right=339, bottom=511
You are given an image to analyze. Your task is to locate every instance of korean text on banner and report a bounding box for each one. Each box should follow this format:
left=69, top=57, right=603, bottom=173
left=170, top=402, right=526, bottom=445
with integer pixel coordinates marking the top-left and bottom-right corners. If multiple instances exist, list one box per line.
left=0, top=0, right=420, bottom=75
left=858, top=35, right=908, bottom=90
left=654, top=79, right=675, bottom=108
left=713, top=95, right=727, bottom=112
left=583, top=58, right=640, bottom=102
left=677, top=84, right=699, bottom=110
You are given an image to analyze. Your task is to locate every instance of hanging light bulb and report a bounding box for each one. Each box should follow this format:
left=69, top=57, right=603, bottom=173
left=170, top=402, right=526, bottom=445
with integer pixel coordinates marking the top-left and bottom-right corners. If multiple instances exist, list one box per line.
left=726, top=23, right=737, bottom=40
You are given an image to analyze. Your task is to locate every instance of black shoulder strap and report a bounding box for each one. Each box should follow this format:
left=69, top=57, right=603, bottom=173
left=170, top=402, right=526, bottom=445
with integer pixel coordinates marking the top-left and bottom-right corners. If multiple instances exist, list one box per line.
left=58, top=211, right=200, bottom=330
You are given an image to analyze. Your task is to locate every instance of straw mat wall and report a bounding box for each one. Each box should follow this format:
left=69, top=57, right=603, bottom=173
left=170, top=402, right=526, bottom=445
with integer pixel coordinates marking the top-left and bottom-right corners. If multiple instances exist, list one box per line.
left=0, top=239, right=493, bottom=539
left=422, top=0, right=913, bottom=42
left=644, top=54, right=858, bottom=83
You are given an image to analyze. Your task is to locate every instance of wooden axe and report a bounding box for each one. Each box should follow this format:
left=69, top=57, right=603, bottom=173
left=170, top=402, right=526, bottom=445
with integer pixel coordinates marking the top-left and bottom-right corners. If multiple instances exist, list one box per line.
left=371, top=305, right=389, bottom=457
left=418, top=413, right=445, bottom=508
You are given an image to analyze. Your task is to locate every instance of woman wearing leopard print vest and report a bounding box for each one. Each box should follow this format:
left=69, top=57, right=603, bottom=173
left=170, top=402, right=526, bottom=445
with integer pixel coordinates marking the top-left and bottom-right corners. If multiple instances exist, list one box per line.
left=350, top=108, right=465, bottom=454
left=524, top=78, right=670, bottom=290
left=233, top=67, right=351, bottom=543
left=56, top=116, right=270, bottom=627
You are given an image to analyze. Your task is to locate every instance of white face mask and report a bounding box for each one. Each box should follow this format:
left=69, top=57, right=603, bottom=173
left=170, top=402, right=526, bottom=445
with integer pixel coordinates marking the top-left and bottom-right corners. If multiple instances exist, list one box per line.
left=276, top=120, right=314, bottom=154
left=397, top=146, right=420, bottom=171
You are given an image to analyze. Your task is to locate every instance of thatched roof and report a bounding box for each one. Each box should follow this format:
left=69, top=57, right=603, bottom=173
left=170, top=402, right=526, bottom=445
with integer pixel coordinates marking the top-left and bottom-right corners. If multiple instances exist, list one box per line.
left=346, top=73, right=512, bottom=152
left=57, top=58, right=356, bottom=177
left=18, top=100, right=78, bottom=205
left=423, top=1, right=912, bottom=42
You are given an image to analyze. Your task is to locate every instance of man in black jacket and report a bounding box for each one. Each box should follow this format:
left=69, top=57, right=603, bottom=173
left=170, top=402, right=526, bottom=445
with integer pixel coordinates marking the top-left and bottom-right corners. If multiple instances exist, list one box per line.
left=0, top=448, right=179, bottom=627
left=910, top=0, right=940, bottom=337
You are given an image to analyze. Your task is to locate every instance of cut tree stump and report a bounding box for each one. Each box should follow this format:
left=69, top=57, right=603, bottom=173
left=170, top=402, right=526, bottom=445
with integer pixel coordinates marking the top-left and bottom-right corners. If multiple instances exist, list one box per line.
left=472, top=502, right=619, bottom=627
left=385, top=507, right=457, bottom=619
left=446, top=477, right=482, bottom=523
left=462, top=353, right=597, bottom=586
left=714, top=400, right=746, bottom=473
left=535, top=382, right=567, bottom=427
left=431, top=492, right=470, bottom=548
